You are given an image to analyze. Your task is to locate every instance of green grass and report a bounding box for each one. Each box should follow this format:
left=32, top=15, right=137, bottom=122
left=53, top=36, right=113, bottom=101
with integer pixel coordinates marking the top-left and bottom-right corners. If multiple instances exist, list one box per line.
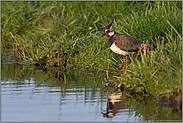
left=1, top=1, right=182, bottom=100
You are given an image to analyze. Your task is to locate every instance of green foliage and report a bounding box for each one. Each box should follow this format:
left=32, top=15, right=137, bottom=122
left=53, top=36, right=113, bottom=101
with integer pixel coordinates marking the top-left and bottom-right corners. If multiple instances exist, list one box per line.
left=114, top=29, right=182, bottom=98
left=1, top=1, right=182, bottom=99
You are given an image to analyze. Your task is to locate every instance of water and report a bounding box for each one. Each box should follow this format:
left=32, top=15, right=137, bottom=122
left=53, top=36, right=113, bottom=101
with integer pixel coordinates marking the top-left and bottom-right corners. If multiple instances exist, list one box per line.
left=1, top=61, right=182, bottom=122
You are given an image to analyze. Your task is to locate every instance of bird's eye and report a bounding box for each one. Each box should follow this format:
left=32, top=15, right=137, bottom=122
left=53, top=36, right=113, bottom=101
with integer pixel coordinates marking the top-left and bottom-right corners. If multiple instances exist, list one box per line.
left=106, top=30, right=110, bottom=33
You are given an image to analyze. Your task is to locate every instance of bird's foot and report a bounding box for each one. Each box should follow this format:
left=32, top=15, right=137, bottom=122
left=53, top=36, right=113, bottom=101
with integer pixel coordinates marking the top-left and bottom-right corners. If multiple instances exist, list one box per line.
left=117, top=66, right=122, bottom=70
left=118, top=66, right=125, bottom=70
left=118, top=63, right=126, bottom=70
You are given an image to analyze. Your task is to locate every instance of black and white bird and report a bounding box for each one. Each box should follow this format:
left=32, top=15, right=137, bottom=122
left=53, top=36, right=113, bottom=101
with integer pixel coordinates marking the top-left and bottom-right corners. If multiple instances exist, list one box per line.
left=101, top=21, right=145, bottom=69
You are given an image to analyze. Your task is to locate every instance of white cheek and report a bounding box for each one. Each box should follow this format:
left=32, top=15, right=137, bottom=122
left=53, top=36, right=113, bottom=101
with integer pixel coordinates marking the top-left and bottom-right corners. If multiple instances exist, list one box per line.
left=108, top=31, right=114, bottom=36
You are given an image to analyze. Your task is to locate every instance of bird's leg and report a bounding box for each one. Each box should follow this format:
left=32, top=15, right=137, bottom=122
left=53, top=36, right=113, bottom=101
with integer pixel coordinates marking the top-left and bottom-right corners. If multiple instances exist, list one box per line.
left=122, top=56, right=127, bottom=70
left=118, top=56, right=127, bottom=69
left=118, top=60, right=124, bottom=69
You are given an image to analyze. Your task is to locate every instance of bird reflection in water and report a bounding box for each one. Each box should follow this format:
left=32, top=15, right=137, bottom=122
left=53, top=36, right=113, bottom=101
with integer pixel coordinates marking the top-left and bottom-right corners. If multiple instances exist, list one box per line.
left=101, top=89, right=128, bottom=118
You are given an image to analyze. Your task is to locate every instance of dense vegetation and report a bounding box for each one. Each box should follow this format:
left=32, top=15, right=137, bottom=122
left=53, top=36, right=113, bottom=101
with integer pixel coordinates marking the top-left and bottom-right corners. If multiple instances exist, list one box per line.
left=1, top=1, right=182, bottom=101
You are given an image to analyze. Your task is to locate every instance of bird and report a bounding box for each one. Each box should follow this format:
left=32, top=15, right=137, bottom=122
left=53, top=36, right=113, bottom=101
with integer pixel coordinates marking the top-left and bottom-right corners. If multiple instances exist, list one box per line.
left=101, top=21, right=145, bottom=69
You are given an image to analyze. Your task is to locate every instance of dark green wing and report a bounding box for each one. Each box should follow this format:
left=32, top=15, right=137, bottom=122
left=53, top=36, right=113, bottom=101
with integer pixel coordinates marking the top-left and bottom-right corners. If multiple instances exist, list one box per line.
left=114, top=34, right=142, bottom=52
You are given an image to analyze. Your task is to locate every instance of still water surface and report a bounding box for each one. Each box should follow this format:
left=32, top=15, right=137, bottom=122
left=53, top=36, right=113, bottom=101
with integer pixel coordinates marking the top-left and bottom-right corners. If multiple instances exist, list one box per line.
left=1, top=62, right=182, bottom=122
left=1, top=63, right=140, bottom=122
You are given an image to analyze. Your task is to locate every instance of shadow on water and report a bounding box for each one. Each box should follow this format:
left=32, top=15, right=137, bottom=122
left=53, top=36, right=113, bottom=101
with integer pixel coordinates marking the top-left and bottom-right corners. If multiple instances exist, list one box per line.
left=1, top=58, right=182, bottom=122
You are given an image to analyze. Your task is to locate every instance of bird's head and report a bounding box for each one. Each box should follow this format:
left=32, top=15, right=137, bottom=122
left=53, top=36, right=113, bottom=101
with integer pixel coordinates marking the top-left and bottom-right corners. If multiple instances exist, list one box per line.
left=101, top=21, right=115, bottom=38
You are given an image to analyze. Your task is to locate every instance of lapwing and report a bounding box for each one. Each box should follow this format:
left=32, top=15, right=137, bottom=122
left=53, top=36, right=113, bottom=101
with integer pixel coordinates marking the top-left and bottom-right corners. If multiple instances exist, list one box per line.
left=101, top=21, right=145, bottom=69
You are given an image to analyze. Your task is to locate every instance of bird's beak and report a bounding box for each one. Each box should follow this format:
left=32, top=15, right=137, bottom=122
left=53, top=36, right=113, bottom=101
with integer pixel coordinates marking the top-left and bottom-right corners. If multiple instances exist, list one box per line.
left=101, top=33, right=105, bottom=37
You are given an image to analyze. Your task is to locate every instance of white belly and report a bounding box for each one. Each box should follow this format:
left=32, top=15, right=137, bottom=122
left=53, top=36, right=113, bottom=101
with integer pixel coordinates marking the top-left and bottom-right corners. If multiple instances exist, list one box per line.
left=110, top=43, right=129, bottom=56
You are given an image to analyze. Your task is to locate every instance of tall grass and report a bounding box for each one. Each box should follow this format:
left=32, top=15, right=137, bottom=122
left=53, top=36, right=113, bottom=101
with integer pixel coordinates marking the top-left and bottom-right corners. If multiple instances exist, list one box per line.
left=1, top=1, right=182, bottom=99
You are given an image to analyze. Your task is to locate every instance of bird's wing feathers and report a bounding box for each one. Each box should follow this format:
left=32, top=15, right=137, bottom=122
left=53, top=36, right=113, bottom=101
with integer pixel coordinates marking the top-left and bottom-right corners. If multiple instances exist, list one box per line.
left=114, top=34, right=142, bottom=52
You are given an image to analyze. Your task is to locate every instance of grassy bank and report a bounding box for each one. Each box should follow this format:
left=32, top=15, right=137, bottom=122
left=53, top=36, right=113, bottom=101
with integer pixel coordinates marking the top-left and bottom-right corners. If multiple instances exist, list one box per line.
left=1, top=1, right=182, bottom=100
